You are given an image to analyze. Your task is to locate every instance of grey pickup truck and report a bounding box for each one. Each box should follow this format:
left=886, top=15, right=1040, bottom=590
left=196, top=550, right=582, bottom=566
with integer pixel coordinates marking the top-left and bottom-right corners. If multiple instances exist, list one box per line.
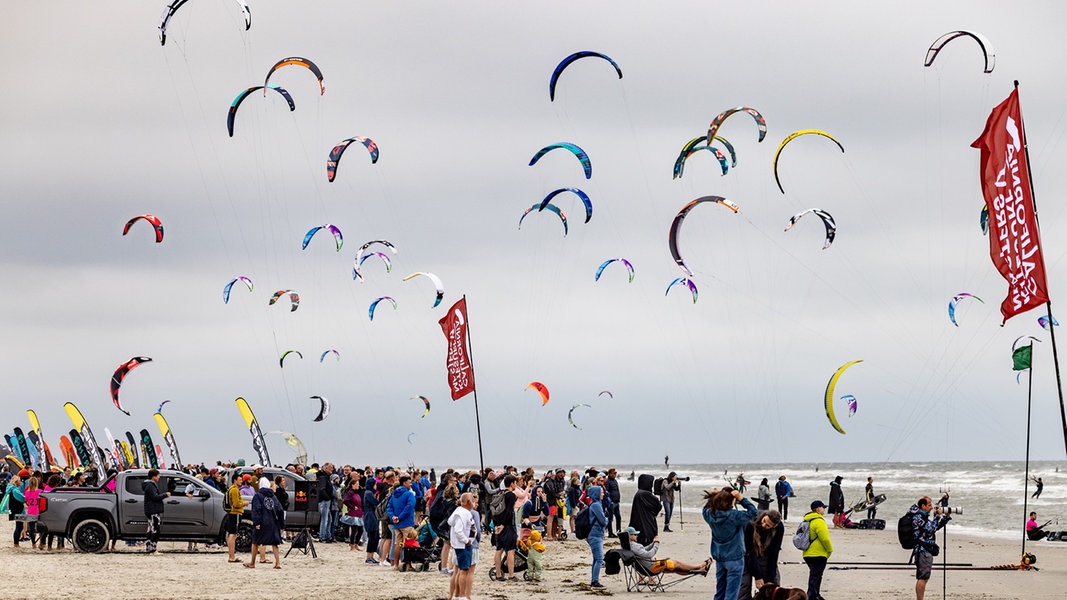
left=221, top=466, right=321, bottom=547
left=38, top=469, right=227, bottom=553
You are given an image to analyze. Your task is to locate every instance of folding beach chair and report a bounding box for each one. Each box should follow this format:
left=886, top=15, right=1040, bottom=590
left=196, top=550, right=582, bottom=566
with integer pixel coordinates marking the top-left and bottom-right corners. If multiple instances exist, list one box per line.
left=617, top=532, right=700, bottom=592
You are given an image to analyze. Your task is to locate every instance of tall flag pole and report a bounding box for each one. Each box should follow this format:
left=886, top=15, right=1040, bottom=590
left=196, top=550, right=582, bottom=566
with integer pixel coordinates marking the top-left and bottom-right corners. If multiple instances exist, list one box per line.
left=972, top=82, right=1067, bottom=454
left=438, top=295, right=484, bottom=472
left=1014, top=339, right=1036, bottom=557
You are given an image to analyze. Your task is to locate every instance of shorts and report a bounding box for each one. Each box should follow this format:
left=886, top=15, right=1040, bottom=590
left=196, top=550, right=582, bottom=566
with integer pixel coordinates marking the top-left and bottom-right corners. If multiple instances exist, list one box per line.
left=650, top=559, right=676, bottom=574
left=471, top=547, right=479, bottom=565
left=495, top=525, right=517, bottom=551
left=224, top=514, right=239, bottom=535
left=454, top=545, right=473, bottom=571
left=399, top=526, right=417, bottom=540
left=916, top=548, right=933, bottom=580
left=381, top=520, right=391, bottom=539
left=415, top=498, right=426, bottom=513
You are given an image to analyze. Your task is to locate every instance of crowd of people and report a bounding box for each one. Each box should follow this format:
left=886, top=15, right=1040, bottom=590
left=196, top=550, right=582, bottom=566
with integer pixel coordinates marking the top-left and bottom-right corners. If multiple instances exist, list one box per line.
left=0, top=461, right=980, bottom=600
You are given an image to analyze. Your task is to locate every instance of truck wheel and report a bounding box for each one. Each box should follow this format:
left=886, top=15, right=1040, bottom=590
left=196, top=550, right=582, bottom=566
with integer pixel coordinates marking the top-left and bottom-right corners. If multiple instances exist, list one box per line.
left=235, top=520, right=253, bottom=553
left=72, top=519, right=111, bottom=553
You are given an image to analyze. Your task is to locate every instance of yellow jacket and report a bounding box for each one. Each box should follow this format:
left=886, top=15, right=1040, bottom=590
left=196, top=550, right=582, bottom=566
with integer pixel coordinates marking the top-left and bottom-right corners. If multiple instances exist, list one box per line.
left=227, top=484, right=246, bottom=515
left=801, top=511, right=833, bottom=558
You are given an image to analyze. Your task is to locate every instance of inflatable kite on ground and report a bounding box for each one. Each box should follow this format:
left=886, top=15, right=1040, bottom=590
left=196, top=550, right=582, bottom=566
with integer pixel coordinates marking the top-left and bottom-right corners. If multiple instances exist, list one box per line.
left=1039, top=315, right=1059, bottom=330
left=568, top=403, right=591, bottom=430
left=665, top=277, right=699, bottom=304
left=527, top=382, right=550, bottom=406
left=264, top=57, right=325, bottom=95
left=279, top=350, right=303, bottom=368
left=227, top=85, right=295, bottom=138
left=402, top=272, right=444, bottom=308
left=519, top=202, right=568, bottom=236
left=320, top=349, right=340, bottom=362
left=784, top=209, right=836, bottom=249
left=269, top=290, right=300, bottom=312
left=538, top=188, right=592, bottom=223
left=824, top=360, right=862, bottom=434
left=327, top=137, right=378, bottom=182
left=948, top=293, right=985, bottom=327
left=773, top=130, right=845, bottom=194
left=707, top=107, right=767, bottom=144
left=924, top=30, right=995, bottom=73
left=412, top=395, right=430, bottom=418
left=223, top=276, right=253, bottom=304
left=123, top=214, right=164, bottom=243
left=302, top=224, right=343, bottom=251
left=158, top=0, right=250, bottom=46
left=368, top=296, right=397, bottom=321
left=529, top=143, right=592, bottom=179
left=549, top=51, right=623, bottom=101
left=111, top=357, right=152, bottom=416
left=311, top=396, right=329, bottom=422
left=668, top=196, right=740, bottom=277
left=353, top=240, right=397, bottom=282
left=595, top=258, right=634, bottom=283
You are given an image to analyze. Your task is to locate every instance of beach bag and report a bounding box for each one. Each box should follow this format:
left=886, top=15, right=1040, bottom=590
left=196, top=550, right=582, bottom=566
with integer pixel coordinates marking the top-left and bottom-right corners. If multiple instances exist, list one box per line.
left=897, top=513, right=918, bottom=550
left=574, top=506, right=592, bottom=540
left=340, top=514, right=362, bottom=527
left=792, top=519, right=812, bottom=550
left=490, top=490, right=509, bottom=519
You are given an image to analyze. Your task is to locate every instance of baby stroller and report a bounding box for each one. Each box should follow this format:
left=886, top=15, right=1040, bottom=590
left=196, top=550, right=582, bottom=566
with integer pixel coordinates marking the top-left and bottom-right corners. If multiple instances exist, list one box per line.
left=488, top=545, right=530, bottom=581
left=399, top=521, right=442, bottom=572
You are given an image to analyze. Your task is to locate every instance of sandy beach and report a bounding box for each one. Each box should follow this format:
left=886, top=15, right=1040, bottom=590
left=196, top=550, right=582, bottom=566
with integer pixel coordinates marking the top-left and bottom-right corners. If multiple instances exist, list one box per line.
left=2, top=507, right=1064, bottom=600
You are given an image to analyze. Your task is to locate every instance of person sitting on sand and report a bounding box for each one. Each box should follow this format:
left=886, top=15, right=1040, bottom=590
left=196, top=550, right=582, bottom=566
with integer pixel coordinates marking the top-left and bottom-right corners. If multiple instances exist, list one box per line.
left=1026, top=512, right=1047, bottom=541
left=623, top=526, right=709, bottom=582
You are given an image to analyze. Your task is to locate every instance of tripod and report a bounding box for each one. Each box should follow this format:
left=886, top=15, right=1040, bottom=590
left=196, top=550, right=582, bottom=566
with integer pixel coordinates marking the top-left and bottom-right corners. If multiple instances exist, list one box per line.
left=284, top=527, right=317, bottom=558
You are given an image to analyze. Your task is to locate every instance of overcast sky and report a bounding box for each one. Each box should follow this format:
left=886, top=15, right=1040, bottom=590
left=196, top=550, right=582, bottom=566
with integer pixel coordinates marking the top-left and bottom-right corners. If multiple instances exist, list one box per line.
left=4, top=1, right=1067, bottom=469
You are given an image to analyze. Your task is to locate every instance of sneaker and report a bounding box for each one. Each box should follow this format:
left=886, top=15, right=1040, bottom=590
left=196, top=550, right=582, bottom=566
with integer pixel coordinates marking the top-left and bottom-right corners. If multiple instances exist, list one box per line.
left=590, top=581, right=605, bottom=588
left=380, top=561, right=393, bottom=567
left=365, top=558, right=378, bottom=564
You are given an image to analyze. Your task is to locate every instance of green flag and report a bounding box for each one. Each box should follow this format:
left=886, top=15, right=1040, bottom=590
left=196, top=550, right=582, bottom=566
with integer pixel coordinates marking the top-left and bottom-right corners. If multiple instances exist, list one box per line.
left=1013, top=345, right=1032, bottom=371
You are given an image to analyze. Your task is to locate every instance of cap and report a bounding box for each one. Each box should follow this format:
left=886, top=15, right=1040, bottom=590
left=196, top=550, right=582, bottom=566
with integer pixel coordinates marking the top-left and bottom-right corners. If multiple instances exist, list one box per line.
left=209, top=468, right=218, bottom=475
left=621, top=526, right=640, bottom=535
left=18, top=469, right=31, bottom=478
left=251, top=464, right=264, bottom=470
left=555, top=468, right=566, bottom=474
left=811, top=500, right=827, bottom=510
left=242, top=474, right=252, bottom=482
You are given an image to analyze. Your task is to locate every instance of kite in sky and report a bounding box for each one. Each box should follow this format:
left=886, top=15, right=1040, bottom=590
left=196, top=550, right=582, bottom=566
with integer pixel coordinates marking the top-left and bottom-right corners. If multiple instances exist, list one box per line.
left=526, top=382, right=550, bottom=406
left=223, top=276, right=253, bottom=304
left=158, top=0, right=250, bottom=46
left=402, top=272, right=444, bottom=308
left=824, top=360, right=862, bottom=434
left=924, top=30, right=995, bottom=73
left=595, top=258, right=634, bottom=283
left=227, top=85, right=295, bottom=138
left=327, top=137, right=378, bottom=182
left=548, top=51, right=623, bottom=101
left=707, top=106, right=766, bottom=144
left=264, top=57, right=325, bottom=94
left=948, top=293, right=984, bottom=327
left=772, top=130, right=844, bottom=194
left=111, top=356, right=153, bottom=416
left=269, top=290, right=300, bottom=312
left=668, top=196, right=740, bottom=277
left=529, top=142, right=592, bottom=179
left=784, top=209, right=837, bottom=250
left=123, top=214, right=164, bottom=243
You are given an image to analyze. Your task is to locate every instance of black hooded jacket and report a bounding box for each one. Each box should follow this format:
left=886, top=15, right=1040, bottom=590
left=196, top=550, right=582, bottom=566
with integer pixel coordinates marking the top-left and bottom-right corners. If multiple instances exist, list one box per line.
left=627, top=474, right=662, bottom=546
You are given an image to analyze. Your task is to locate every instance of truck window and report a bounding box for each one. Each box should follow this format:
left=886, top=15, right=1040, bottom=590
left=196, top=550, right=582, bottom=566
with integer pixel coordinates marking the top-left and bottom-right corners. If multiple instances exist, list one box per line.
left=125, top=476, right=147, bottom=495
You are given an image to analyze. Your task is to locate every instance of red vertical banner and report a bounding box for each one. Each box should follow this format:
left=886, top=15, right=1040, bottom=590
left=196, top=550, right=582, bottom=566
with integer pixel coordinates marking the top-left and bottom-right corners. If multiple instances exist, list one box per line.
left=971, top=88, right=1050, bottom=323
left=438, top=297, right=475, bottom=400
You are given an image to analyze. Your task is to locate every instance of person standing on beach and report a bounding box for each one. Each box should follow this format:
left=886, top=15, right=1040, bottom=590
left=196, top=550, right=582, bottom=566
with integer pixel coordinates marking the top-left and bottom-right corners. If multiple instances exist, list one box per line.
left=605, top=469, right=622, bottom=536
left=802, top=500, right=833, bottom=600
left=492, top=475, right=519, bottom=581
left=705, top=488, right=759, bottom=600
left=756, top=478, right=773, bottom=511
left=142, top=468, right=170, bottom=554
left=629, top=474, right=662, bottom=545
left=316, top=462, right=335, bottom=543
left=447, top=492, right=475, bottom=600
left=908, top=496, right=948, bottom=600
left=738, top=509, right=784, bottom=599
left=865, top=477, right=877, bottom=520
left=585, top=485, right=608, bottom=589
left=661, top=472, right=681, bottom=532
left=774, top=476, right=792, bottom=520
left=827, top=476, right=845, bottom=525
left=225, top=472, right=246, bottom=562
left=244, top=478, right=284, bottom=569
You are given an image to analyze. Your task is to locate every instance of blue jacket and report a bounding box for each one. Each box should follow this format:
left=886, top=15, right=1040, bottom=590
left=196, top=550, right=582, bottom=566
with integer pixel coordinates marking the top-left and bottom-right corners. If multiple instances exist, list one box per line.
left=587, top=486, right=608, bottom=538
left=703, top=497, right=758, bottom=562
left=388, top=485, right=417, bottom=529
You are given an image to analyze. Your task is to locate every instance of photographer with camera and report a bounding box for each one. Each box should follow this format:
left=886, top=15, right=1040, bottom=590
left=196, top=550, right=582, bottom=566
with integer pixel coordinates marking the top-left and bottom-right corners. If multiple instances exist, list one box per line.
left=660, top=472, right=689, bottom=533
left=908, top=496, right=950, bottom=600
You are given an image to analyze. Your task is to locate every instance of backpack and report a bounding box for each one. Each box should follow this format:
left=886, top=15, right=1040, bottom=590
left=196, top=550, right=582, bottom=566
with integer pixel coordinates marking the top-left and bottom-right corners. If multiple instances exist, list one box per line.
left=223, top=485, right=234, bottom=512
left=574, top=506, right=592, bottom=540
left=376, top=492, right=390, bottom=521
left=490, top=489, right=509, bottom=519
left=792, top=519, right=812, bottom=550
left=653, top=477, right=664, bottom=496
left=898, top=512, right=918, bottom=549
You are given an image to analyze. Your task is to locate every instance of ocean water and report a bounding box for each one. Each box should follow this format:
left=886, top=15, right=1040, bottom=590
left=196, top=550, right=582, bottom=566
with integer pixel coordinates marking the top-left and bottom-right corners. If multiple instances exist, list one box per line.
left=535, top=461, right=1066, bottom=539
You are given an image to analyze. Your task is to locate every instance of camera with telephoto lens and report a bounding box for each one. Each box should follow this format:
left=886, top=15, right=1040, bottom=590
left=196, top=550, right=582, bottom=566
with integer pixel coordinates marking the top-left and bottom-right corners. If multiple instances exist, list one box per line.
left=680, top=476, right=691, bottom=481
left=942, top=506, right=962, bottom=515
